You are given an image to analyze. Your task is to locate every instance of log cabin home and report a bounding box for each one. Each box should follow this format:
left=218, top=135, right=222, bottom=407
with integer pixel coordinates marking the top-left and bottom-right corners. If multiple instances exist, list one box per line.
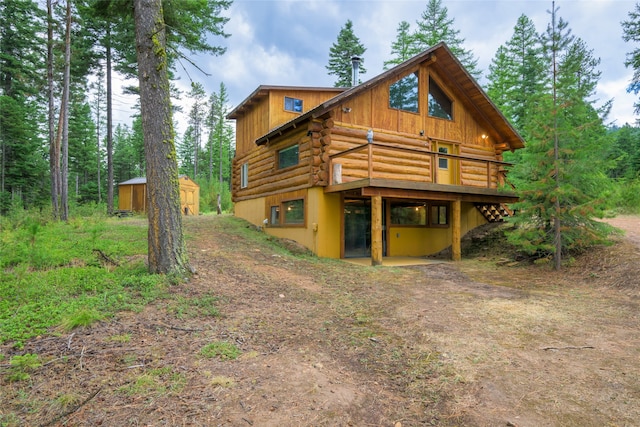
left=228, top=43, right=524, bottom=265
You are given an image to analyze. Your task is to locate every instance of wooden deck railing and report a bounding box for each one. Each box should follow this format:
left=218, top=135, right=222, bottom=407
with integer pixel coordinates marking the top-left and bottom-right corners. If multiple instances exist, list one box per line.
left=328, top=141, right=513, bottom=189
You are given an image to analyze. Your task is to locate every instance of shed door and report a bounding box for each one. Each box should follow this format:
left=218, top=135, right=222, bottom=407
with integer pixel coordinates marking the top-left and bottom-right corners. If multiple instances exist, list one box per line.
left=132, top=185, right=145, bottom=212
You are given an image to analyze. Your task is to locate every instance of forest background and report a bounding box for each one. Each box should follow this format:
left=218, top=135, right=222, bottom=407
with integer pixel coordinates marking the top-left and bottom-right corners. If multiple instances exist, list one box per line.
left=1, top=0, right=640, bottom=223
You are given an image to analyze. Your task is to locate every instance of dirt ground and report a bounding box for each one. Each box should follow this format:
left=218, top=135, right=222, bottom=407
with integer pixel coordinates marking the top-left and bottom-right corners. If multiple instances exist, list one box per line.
left=1, top=215, right=639, bottom=426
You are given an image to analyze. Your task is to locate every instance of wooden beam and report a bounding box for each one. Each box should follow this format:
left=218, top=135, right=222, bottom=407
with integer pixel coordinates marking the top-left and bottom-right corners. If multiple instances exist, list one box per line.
left=371, top=195, right=383, bottom=266
left=452, top=199, right=461, bottom=261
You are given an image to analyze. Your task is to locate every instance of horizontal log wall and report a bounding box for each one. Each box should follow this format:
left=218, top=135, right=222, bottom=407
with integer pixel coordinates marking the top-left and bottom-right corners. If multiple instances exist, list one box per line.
left=459, top=144, right=499, bottom=188
left=233, top=126, right=312, bottom=202
left=330, top=124, right=433, bottom=184
left=327, top=123, right=505, bottom=188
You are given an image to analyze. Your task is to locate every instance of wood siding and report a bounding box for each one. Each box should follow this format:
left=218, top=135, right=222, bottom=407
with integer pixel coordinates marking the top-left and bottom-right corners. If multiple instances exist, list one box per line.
left=233, top=126, right=313, bottom=202
left=232, top=48, right=519, bottom=203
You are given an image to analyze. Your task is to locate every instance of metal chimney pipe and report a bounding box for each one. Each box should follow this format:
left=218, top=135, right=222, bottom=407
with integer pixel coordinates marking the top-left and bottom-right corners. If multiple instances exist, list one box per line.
left=351, top=56, right=361, bottom=87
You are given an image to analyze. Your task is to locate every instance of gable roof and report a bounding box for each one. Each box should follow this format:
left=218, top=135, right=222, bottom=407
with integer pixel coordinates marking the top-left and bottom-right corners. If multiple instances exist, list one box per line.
left=250, top=43, right=524, bottom=151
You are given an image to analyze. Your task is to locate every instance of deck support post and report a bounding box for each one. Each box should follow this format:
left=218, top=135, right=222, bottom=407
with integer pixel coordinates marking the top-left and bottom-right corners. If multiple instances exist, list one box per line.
left=452, top=199, right=461, bottom=261
left=371, top=195, right=383, bottom=266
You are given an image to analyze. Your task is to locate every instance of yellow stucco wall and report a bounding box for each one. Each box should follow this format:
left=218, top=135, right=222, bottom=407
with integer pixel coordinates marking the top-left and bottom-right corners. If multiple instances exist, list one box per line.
left=234, top=197, right=266, bottom=226
left=234, top=188, right=342, bottom=258
left=236, top=195, right=490, bottom=259
left=388, top=202, right=488, bottom=256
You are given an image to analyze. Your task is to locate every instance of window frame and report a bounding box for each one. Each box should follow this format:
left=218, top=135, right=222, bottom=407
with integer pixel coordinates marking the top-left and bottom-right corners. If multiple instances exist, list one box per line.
left=390, top=201, right=449, bottom=228
left=277, top=144, right=299, bottom=170
left=240, top=162, right=249, bottom=189
left=268, top=197, right=306, bottom=227
left=428, top=76, right=453, bottom=121
left=389, top=71, right=419, bottom=113
left=284, top=96, right=303, bottom=113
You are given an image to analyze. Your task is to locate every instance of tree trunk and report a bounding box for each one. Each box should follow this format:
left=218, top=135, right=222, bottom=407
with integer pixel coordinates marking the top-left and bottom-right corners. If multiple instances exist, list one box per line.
left=133, top=0, right=191, bottom=276
left=47, top=0, right=60, bottom=220
left=60, top=0, right=71, bottom=221
left=106, top=25, right=114, bottom=215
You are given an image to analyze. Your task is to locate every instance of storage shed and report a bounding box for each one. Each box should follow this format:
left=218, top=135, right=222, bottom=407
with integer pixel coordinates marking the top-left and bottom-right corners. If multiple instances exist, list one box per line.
left=117, top=175, right=200, bottom=215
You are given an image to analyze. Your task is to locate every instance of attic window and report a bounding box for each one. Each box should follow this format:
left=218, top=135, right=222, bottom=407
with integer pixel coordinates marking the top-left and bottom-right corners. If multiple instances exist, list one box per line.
left=284, top=96, right=303, bottom=113
left=389, top=72, right=419, bottom=113
left=428, top=77, right=453, bottom=120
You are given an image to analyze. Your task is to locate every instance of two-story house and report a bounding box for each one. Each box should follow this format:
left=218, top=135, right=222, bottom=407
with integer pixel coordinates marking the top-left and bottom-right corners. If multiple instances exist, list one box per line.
left=228, top=43, right=525, bottom=265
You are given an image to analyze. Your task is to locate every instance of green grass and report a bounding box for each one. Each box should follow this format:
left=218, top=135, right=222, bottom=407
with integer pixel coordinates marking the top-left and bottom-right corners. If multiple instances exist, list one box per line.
left=199, top=341, right=241, bottom=360
left=0, top=214, right=169, bottom=348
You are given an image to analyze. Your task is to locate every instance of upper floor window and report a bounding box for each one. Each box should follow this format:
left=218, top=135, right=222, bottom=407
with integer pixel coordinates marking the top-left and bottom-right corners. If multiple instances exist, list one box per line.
left=428, top=77, right=453, bottom=120
left=389, top=72, right=419, bottom=113
left=284, top=96, right=303, bottom=113
left=278, top=144, right=299, bottom=169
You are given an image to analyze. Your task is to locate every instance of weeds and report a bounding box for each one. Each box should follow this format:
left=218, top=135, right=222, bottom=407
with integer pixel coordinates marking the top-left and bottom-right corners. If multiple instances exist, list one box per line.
left=0, top=214, right=168, bottom=347
left=199, top=341, right=241, bottom=360
left=6, top=353, right=41, bottom=382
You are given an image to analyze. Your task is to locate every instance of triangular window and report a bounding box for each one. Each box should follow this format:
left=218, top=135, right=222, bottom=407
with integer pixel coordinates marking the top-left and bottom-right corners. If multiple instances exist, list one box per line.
left=389, top=72, right=419, bottom=113
left=428, top=77, right=453, bottom=120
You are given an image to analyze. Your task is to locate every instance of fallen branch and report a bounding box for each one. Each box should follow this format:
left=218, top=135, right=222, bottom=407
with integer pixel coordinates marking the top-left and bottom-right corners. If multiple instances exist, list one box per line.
left=92, top=249, right=119, bottom=266
left=38, top=387, right=102, bottom=427
left=541, top=345, right=594, bottom=351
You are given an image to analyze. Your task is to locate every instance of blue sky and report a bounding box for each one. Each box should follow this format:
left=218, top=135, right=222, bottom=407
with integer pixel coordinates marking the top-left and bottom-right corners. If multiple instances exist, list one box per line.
left=114, top=0, right=639, bottom=132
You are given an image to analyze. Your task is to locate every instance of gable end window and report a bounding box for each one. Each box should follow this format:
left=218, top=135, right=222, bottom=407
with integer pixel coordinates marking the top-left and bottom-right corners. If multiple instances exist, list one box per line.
left=389, top=72, right=419, bottom=113
left=284, top=96, right=303, bottom=113
left=428, top=77, right=453, bottom=120
left=278, top=144, right=299, bottom=169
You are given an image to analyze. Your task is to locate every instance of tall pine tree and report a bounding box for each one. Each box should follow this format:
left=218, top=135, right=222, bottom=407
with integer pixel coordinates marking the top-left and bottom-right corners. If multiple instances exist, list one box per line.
left=622, top=3, right=640, bottom=114
left=326, top=20, right=366, bottom=87
left=384, top=21, right=416, bottom=69
left=413, top=0, right=480, bottom=79
left=502, top=6, right=615, bottom=267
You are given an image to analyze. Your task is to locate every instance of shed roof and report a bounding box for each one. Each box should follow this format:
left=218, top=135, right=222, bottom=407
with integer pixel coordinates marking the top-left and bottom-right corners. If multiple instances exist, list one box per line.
left=118, top=177, right=146, bottom=186
left=249, top=43, right=525, bottom=151
left=118, top=175, right=198, bottom=186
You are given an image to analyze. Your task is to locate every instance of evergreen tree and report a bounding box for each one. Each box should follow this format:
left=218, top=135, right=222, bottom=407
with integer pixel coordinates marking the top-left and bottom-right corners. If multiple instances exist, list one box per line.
left=0, top=0, right=48, bottom=212
left=622, top=3, right=640, bottom=114
left=384, top=21, right=416, bottom=69
left=413, top=0, right=480, bottom=79
left=206, top=82, right=234, bottom=214
left=187, top=82, right=207, bottom=179
left=486, top=15, right=546, bottom=134
left=505, top=7, right=614, bottom=267
left=326, top=20, right=367, bottom=87
left=607, top=125, right=640, bottom=179
left=178, top=126, right=196, bottom=176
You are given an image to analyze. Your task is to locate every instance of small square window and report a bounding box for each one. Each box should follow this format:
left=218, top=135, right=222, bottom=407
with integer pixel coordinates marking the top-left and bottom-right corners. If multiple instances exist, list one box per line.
left=438, top=147, right=448, bottom=170
left=283, top=199, right=304, bottom=224
left=278, top=145, right=299, bottom=169
left=284, top=96, right=303, bottom=113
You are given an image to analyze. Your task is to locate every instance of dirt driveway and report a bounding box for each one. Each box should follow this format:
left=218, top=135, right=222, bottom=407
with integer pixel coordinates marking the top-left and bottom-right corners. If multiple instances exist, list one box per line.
left=2, top=215, right=639, bottom=426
